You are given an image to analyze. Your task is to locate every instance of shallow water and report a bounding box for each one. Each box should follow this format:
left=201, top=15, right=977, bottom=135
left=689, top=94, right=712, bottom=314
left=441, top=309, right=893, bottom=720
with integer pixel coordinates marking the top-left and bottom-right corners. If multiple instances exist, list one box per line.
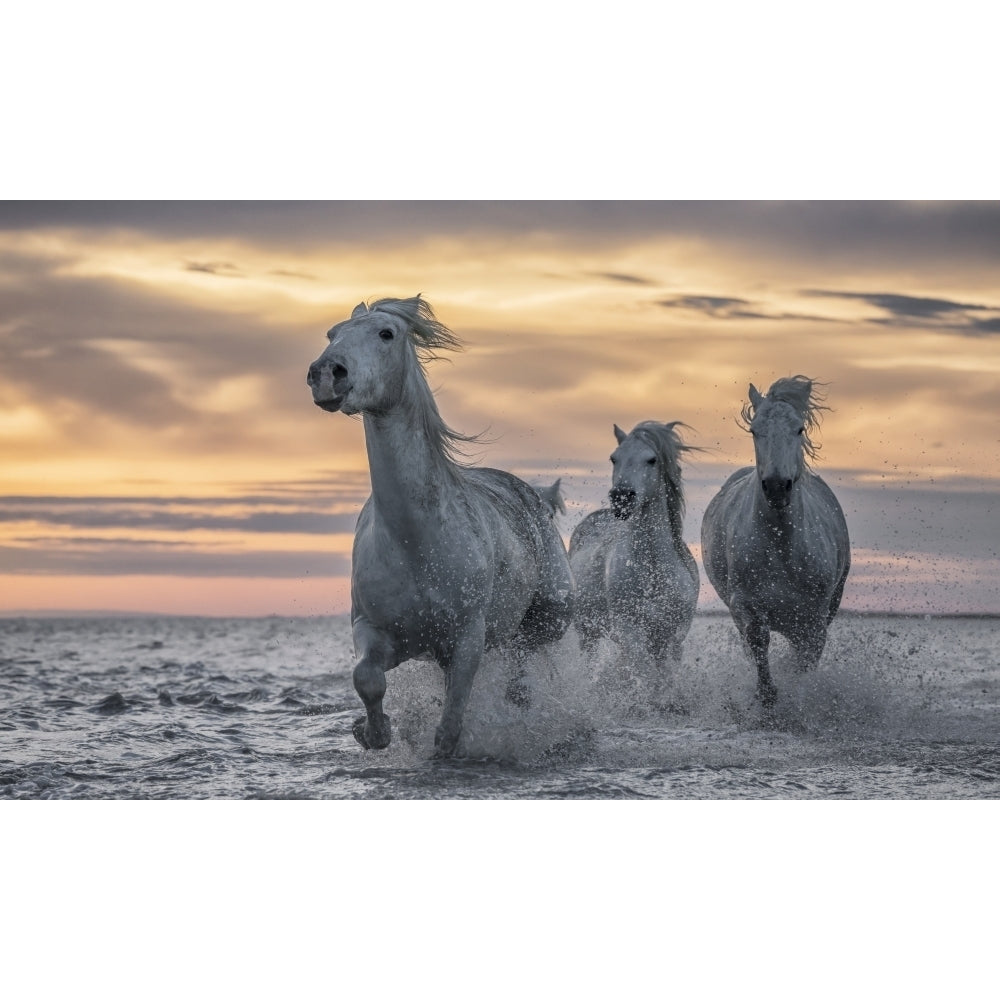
left=1, top=613, right=997, bottom=799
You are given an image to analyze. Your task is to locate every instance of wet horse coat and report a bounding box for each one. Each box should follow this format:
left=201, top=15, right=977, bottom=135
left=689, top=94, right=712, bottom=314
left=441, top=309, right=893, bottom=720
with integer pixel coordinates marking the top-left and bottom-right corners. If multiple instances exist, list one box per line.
left=307, top=296, right=573, bottom=755
left=701, top=377, right=851, bottom=704
left=570, top=421, right=699, bottom=674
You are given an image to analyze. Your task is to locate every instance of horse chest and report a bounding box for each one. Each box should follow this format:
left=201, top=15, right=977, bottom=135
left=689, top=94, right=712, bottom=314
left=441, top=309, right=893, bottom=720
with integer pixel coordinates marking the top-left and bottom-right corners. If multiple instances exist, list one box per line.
left=606, top=537, right=681, bottom=605
left=733, top=529, right=831, bottom=608
left=352, top=511, right=514, bottom=645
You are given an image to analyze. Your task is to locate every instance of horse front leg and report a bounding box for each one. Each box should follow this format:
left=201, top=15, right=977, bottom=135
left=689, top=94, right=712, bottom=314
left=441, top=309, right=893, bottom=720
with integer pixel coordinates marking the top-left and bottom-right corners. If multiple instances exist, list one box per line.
left=351, top=620, right=396, bottom=751
left=733, top=604, right=776, bottom=706
left=435, top=617, right=486, bottom=757
left=747, top=622, right=777, bottom=707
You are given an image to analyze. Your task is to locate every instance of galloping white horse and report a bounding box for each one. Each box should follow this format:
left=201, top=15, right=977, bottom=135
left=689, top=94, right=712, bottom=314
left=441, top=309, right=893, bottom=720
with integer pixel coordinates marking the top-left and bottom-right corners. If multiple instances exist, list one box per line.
left=306, top=296, right=574, bottom=756
left=569, top=421, right=699, bottom=673
left=701, top=377, right=851, bottom=705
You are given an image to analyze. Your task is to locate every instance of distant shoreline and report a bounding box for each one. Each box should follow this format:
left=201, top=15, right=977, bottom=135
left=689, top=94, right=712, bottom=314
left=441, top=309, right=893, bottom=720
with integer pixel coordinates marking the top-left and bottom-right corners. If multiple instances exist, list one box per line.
left=1, top=608, right=998, bottom=621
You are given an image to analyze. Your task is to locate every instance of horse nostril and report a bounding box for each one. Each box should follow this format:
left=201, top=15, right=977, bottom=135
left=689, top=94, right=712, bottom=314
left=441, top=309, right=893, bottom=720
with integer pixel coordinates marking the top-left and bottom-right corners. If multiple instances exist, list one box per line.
left=332, top=363, right=348, bottom=381
left=783, top=479, right=793, bottom=492
left=307, top=362, right=321, bottom=386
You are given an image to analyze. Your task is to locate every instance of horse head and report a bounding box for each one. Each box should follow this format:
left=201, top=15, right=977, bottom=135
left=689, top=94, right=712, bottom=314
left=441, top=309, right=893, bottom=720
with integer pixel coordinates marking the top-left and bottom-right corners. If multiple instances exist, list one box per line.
left=608, top=423, right=665, bottom=520
left=306, top=302, right=414, bottom=416
left=745, top=377, right=823, bottom=510
left=307, top=295, right=465, bottom=419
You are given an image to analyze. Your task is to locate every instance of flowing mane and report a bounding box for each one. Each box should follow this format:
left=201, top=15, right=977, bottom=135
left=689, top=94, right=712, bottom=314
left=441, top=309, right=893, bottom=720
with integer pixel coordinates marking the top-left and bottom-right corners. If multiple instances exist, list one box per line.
left=354, top=295, right=464, bottom=361
left=357, top=295, right=480, bottom=470
left=629, top=420, right=697, bottom=520
left=739, top=374, right=829, bottom=461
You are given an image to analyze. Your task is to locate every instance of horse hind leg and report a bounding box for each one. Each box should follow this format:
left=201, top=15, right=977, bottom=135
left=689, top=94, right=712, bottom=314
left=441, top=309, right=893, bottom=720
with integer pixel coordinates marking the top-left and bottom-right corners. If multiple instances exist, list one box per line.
left=790, top=621, right=828, bottom=674
left=827, top=566, right=849, bottom=625
left=503, top=647, right=532, bottom=709
left=504, top=589, right=574, bottom=709
left=435, top=618, right=487, bottom=757
left=351, top=623, right=396, bottom=751
left=515, top=588, right=573, bottom=652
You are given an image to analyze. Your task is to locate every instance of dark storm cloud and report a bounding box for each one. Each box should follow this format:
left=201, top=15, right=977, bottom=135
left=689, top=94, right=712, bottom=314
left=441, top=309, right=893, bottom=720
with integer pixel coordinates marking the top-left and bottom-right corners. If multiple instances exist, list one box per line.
left=3, top=201, right=1000, bottom=265
left=803, top=289, right=1000, bottom=335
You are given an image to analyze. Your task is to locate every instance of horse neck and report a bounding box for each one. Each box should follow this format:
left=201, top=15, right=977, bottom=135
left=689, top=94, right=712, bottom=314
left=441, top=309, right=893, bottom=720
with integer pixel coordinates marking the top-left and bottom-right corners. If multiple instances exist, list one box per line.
left=632, top=487, right=687, bottom=558
left=362, top=395, right=458, bottom=532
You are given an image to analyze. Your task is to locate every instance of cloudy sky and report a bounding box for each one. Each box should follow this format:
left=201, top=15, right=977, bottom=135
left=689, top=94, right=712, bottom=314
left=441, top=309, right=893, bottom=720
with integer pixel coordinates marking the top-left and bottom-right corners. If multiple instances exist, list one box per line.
left=1, top=201, right=998, bottom=615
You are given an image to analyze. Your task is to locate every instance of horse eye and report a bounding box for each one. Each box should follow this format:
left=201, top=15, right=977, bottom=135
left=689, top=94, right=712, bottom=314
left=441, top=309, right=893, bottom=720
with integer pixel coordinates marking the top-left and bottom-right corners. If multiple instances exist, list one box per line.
left=379, top=328, right=394, bottom=341
left=610, top=456, right=617, bottom=464
left=646, top=457, right=656, bottom=465
left=797, top=427, right=804, bottom=435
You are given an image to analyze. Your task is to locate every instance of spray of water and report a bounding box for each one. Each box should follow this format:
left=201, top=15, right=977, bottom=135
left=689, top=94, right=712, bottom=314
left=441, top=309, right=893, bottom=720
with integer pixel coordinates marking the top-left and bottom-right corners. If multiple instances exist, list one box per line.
left=379, top=613, right=973, bottom=765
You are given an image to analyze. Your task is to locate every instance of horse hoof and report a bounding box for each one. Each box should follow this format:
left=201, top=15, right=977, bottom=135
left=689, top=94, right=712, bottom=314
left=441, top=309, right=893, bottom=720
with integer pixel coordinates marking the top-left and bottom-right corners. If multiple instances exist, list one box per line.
left=434, top=727, right=461, bottom=758
left=352, top=714, right=391, bottom=750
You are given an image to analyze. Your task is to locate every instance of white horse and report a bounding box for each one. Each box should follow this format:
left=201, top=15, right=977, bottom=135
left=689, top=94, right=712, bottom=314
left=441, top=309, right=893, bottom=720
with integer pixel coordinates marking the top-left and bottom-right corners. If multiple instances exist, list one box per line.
left=569, top=421, right=700, bottom=674
left=306, top=295, right=574, bottom=756
left=701, top=376, right=851, bottom=705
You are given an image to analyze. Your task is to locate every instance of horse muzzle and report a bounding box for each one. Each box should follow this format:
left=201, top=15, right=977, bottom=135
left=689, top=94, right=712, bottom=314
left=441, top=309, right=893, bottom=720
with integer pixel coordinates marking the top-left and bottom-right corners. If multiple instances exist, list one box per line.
left=307, top=359, right=352, bottom=412
left=760, top=475, right=795, bottom=509
left=609, top=487, right=636, bottom=520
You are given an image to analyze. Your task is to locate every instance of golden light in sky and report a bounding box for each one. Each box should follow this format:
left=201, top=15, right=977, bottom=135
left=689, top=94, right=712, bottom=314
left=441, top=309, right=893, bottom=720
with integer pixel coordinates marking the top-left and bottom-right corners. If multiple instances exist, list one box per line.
left=1, top=202, right=998, bottom=615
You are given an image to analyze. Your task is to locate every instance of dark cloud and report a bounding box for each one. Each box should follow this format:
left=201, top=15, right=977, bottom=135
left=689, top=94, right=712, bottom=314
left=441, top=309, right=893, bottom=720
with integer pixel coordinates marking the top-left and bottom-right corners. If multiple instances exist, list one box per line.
left=970, top=317, right=1000, bottom=334
left=587, top=271, right=655, bottom=286
left=184, top=261, right=244, bottom=277
left=0, top=262, right=328, bottom=448
left=658, top=295, right=750, bottom=314
left=3, top=202, right=1000, bottom=266
left=803, top=289, right=996, bottom=318
left=1, top=324, right=194, bottom=429
left=804, top=288, right=1000, bottom=336
left=657, top=294, right=833, bottom=323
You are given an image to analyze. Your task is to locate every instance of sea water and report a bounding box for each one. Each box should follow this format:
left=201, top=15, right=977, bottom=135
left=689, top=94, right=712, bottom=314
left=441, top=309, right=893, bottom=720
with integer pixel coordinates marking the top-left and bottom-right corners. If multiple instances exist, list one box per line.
left=1, top=613, right=997, bottom=799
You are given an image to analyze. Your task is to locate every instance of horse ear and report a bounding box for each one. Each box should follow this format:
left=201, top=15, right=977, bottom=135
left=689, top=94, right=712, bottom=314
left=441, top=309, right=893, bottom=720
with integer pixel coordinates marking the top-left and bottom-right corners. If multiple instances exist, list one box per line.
left=748, top=383, right=763, bottom=409
left=351, top=301, right=369, bottom=319
left=613, top=424, right=627, bottom=444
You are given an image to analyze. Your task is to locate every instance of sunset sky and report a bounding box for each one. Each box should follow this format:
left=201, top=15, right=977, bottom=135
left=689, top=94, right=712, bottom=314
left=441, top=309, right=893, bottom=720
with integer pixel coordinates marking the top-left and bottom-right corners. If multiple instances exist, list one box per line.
left=1, top=201, right=998, bottom=615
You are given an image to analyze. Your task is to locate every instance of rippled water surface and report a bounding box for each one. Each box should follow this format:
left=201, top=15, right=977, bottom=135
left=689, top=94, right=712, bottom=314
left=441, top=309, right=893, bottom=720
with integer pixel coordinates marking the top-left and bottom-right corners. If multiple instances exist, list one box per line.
left=1, top=613, right=998, bottom=799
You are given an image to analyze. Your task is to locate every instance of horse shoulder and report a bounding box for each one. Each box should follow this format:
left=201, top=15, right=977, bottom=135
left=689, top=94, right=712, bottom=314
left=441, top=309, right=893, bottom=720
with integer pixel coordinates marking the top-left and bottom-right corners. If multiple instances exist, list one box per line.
left=803, top=472, right=847, bottom=520
left=800, top=473, right=852, bottom=570
left=703, top=467, right=755, bottom=541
